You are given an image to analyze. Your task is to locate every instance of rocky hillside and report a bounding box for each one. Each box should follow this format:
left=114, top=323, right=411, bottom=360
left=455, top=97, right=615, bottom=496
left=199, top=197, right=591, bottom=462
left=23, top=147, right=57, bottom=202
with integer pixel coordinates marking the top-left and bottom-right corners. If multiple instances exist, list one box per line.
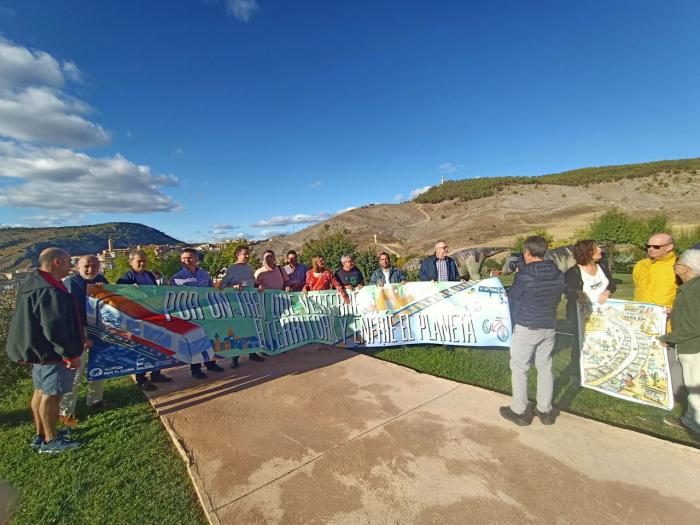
left=0, top=222, right=182, bottom=271
left=257, top=170, right=700, bottom=258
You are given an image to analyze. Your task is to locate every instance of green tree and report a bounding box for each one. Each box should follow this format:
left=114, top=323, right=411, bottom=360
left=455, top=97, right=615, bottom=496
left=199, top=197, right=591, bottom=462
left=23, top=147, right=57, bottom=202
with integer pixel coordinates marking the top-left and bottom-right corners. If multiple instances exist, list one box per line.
left=104, top=254, right=130, bottom=283
left=513, top=228, right=554, bottom=252
left=300, top=232, right=358, bottom=271
left=354, top=248, right=378, bottom=282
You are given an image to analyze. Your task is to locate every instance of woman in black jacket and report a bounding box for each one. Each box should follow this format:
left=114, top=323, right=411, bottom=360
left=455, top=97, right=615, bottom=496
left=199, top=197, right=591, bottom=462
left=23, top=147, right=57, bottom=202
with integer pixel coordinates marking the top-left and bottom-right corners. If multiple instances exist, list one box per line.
left=564, top=240, right=616, bottom=375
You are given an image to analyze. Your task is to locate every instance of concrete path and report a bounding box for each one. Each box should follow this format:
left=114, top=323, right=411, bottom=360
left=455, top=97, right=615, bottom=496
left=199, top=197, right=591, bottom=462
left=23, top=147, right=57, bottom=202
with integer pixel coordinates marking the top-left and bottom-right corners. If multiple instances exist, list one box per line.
left=147, top=345, right=700, bottom=525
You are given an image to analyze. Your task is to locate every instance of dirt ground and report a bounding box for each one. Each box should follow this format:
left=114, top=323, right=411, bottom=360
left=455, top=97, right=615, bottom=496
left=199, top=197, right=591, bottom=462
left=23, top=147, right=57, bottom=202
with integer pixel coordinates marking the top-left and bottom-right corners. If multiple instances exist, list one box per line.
left=147, top=345, right=700, bottom=525
left=259, top=175, right=700, bottom=258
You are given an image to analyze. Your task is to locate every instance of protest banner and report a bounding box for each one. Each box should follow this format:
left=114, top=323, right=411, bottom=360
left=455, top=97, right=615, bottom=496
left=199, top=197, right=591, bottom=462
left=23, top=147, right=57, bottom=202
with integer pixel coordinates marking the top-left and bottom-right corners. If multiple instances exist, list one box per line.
left=86, top=278, right=511, bottom=380
left=579, top=299, right=673, bottom=410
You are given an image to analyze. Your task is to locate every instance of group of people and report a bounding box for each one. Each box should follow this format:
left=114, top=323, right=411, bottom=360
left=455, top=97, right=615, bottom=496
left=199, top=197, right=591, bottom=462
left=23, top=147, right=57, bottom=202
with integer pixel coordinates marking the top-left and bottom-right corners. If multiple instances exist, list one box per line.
left=501, top=233, right=700, bottom=437
left=5, top=234, right=700, bottom=454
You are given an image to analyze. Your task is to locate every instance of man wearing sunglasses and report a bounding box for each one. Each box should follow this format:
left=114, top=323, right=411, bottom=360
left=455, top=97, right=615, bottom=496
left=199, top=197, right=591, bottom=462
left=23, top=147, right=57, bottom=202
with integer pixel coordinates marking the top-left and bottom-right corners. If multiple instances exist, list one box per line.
left=633, top=233, right=677, bottom=309
left=633, top=232, right=682, bottom=394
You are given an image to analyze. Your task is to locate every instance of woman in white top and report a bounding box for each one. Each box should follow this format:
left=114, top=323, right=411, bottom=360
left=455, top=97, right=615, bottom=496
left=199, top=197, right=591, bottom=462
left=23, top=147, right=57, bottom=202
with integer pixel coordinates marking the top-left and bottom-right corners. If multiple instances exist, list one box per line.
left=564, top=240, right=617, bottom=372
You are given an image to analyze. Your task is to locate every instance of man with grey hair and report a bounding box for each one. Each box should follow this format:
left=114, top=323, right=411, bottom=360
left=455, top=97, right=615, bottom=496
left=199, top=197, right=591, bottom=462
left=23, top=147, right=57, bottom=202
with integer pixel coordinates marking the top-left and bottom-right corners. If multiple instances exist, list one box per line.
left=419, top=240, right=459, bottom=282
left=660, top=249, right=700, bottom=435
left=334, top=254, right=365, bottom=291
left=59, top=255, right=109, bottom=423
left=6, top=248, right=84, bottom=453
left=501, top=236, right=564, bottom=427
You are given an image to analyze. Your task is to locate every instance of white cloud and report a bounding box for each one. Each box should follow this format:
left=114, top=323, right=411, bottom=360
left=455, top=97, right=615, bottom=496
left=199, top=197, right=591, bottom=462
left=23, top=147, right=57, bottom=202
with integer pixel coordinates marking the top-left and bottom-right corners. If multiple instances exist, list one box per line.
left=438, top=163, right=462, bottom=174
left=0, top=141, right=180, bottom=213
left=251, top=212, right=332, bottom=228
left=335, top=206, right=356, bottom=215
left=212, top=223, right=237, bottom=230
left=394, top=194, right=404, bottom=201
left=0, top=39, right=109, bottom=147
left=61, top=61, right=85, bottom=84
left=171, top=147, right=185, bottom=158
left=0, top=38, right=65, bottom=90
left=21, top=211, right=85, bottom=226
left=309, top=180, right=322, bottom=189
left=226, top=0, right=260, bottom=21
left=0, top=87, right=110, bottom=147
left=410, top=185, right=431, bottom=198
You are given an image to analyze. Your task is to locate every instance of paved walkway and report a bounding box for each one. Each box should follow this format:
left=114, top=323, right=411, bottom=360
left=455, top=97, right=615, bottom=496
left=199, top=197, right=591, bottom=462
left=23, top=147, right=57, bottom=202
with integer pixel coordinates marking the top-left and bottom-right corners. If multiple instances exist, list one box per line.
left=147, top=345, right=700, bottom=524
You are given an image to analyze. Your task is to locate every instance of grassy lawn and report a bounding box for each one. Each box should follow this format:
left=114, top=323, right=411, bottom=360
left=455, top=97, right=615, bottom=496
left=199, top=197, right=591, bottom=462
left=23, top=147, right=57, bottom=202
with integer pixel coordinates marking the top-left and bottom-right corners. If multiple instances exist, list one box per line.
left=0, top=376, right=206, bottom=525
left=363, top=273, right=700, bottom=447
left=1, top=273, right=697, bottom=523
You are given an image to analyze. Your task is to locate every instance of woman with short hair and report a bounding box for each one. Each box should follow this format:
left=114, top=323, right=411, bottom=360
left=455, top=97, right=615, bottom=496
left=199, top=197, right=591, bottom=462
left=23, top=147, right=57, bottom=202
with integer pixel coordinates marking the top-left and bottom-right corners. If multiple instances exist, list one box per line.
left=564, top=240, right=617, bottom=375
left=660, top=249, right=700, bottom=435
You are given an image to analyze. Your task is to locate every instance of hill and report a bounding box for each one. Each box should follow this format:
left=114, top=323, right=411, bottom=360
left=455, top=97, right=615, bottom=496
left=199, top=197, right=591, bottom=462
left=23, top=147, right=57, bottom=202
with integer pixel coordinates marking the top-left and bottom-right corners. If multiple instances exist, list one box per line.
left=416, top=157, right=700, bottom=204
left=257, top=165, right=700, bottom=259
left=0, top=222, right=182, bottom=272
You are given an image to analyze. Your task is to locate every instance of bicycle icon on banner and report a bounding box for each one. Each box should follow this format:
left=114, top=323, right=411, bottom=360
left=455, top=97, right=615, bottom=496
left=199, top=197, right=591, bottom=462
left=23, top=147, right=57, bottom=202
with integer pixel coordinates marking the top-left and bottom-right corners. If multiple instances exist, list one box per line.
left=482, top=317, right=510, bottom=342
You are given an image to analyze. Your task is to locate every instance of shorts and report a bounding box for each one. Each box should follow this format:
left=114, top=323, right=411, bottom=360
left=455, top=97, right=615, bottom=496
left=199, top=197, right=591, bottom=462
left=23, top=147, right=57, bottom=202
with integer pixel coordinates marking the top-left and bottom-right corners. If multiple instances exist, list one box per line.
left=32, top=363, right=76, bottom=396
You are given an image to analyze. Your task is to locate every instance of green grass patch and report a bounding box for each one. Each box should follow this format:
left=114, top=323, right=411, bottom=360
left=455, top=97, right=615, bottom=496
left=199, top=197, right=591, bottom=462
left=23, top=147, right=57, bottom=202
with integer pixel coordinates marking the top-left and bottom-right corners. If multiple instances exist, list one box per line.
left=363, top=274, right=700, bottom=448
left=0, top=377, right=207, bottom=525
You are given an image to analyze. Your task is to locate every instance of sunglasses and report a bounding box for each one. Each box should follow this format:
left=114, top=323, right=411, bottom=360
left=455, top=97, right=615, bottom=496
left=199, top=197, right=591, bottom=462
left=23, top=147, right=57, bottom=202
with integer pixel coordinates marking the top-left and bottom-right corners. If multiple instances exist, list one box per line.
left=645, top=243, right=671, bottom=250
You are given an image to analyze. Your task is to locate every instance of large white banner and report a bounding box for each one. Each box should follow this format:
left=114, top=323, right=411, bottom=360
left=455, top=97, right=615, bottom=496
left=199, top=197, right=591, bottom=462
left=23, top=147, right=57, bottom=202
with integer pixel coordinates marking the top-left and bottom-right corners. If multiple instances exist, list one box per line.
left=579, top=299, right=673, bottom=410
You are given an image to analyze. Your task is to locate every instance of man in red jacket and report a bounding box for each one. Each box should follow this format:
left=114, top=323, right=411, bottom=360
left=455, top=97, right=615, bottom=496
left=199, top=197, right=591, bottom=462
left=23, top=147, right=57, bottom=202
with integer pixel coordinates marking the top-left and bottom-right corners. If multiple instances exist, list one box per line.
left=5, top=248, right=85, bottom=454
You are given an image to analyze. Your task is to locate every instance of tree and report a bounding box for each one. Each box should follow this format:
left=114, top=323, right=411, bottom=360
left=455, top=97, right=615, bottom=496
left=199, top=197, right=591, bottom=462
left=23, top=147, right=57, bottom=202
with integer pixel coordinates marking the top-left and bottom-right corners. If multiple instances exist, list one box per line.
left=300, top=232, right=358, bottom=271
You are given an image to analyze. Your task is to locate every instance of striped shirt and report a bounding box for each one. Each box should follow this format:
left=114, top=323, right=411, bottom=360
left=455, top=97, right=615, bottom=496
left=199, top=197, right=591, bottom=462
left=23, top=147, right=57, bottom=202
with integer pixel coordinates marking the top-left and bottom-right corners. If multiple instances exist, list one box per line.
left=436, top=259, right=449, bottom=281
left=172, top=267, right=213, bottom=287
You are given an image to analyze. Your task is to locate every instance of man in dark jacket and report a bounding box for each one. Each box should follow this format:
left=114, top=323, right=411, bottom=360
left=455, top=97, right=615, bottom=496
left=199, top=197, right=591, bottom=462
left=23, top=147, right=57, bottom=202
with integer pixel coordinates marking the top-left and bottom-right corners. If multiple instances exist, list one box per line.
left=419, top=241, right=460, bottom=282
left=501, top=236, right=564, bottom=427
left=5, top=248, right=84, bottom=454
left=369, top=252, right=407, bottom=285
left=59, top=255, right=109, bottom=421
left=117, top=249, right=172, bottom=390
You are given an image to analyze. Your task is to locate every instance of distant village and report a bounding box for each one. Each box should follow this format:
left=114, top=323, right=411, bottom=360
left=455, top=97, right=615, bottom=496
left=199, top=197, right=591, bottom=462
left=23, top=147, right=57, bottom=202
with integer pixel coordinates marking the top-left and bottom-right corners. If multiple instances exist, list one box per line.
left=0, top=238, right=235, bottom=291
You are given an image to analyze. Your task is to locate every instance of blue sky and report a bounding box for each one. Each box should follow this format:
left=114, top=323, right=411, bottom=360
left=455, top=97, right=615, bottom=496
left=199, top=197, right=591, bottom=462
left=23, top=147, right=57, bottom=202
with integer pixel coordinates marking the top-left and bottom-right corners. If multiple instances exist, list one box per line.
left=0, top=0, right=699, bottom=242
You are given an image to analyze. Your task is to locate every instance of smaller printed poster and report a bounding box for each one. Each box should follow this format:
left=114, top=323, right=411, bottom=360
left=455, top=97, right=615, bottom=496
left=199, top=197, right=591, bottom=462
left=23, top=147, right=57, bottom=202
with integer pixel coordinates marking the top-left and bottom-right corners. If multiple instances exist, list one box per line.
left=579, top=299, right=673, bottom=410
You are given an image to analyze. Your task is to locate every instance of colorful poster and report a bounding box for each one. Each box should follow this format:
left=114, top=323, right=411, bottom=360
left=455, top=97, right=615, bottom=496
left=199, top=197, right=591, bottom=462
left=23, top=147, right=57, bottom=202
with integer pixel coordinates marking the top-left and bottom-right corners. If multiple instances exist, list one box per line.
left=579, top=299, right=673, bottom=410
left=87, top=278, right=511, bottom=380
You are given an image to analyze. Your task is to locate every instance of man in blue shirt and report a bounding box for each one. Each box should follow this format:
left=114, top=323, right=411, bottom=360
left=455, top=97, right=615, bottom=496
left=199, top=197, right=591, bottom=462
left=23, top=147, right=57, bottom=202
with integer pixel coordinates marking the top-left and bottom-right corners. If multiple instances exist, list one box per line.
left=117, top=250, right=172, bottom=390
left=172, top=248, right=225, bottom=379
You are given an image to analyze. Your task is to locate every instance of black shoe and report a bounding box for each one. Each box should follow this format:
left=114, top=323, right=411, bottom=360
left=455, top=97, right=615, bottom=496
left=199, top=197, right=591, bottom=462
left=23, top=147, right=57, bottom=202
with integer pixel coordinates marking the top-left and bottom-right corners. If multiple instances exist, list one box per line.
left=533, top=407, right=556, bottom=425
left=499, top=406, right=532, bottom=426
left=192, top=369, right=208, bottom=380
left=249, top=353, right=265, bottom=362
left=231, top=358, right=240, bottom=369
left=206, top=363, right=225, bottom=372
left=89, top=400, right=108, bottom=410
left=150, top=373, right=172, bottom=383
left=137, top=381, right=156, bottom=392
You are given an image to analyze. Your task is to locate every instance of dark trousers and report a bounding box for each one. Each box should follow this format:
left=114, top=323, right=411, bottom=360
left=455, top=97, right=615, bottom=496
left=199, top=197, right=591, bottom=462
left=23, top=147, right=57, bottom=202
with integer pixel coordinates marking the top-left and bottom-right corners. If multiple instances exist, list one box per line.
left=135, top=370, right=163, bottom=383
left=191, top=361, right=216, bottom=373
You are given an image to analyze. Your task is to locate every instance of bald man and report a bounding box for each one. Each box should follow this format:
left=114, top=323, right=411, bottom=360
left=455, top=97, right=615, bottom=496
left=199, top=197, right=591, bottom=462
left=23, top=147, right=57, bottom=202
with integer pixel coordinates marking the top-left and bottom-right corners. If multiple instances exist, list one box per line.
left=59, top=255, right=109, bottom=422
left=633, top=232, right=682, bottom=394
left=6, top=248, right=84, bottom=454
left=633, top=233, right=678, bottom=308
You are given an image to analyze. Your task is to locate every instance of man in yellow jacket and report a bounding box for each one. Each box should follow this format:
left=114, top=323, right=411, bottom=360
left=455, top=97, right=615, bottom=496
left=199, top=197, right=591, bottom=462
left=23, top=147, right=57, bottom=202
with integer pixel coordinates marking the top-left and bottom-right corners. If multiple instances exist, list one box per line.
left=633, top=232, right=678, bottom=307
left=633, top=232, right=681, bottom=395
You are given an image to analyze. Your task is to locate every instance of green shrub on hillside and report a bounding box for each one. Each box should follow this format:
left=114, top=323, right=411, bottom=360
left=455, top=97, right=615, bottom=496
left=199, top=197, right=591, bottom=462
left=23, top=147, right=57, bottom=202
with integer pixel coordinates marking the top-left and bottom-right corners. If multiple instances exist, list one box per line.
left=415, top=158, right=700, bottom=204
left=586, top=210, right=668, bottom=247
